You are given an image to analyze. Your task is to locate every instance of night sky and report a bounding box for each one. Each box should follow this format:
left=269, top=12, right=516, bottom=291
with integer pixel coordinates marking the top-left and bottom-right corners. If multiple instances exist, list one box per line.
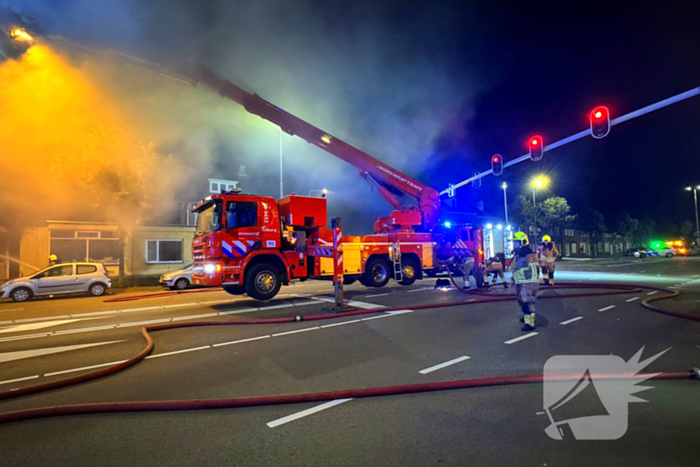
left=4, top=0, right=700, bottom=233
left=423, top=2, right=700, bottom=229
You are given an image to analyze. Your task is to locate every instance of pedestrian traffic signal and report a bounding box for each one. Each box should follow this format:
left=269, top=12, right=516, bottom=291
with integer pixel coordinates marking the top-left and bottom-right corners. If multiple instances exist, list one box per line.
left=491, top=154, right=503, bottom=176
left=590, top=106, right=610, bottom=139
left=528, top=136, right=543, bottom=161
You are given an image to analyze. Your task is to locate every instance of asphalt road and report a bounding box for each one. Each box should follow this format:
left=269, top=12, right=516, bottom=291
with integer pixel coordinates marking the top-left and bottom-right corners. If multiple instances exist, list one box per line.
left=0, top=256, right=699, bottom=466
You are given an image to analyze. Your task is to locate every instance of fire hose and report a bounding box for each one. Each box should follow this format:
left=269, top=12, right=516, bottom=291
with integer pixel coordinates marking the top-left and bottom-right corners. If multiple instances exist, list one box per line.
left=0, top=281, right=697, bottom=424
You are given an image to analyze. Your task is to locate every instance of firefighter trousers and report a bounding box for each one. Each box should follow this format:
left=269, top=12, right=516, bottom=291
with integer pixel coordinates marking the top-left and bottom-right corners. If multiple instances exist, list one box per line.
left=515, top=282, right=539, bottom=314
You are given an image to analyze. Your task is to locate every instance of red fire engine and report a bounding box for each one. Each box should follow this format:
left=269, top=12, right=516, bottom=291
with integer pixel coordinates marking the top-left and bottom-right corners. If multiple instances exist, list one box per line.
left=190, top=69, right=483, bottom=300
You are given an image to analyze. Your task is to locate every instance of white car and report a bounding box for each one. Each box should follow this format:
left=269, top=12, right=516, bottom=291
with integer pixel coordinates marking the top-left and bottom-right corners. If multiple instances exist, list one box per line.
left=1, top=263, right=111, bottom=302
left=160, top=264, right=194, bottom=290
left=634, top=248, right=676, bottom=258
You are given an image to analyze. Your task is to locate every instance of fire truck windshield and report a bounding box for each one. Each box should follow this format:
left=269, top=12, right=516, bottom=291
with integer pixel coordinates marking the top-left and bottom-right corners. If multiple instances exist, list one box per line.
left=195, top=202, right=221, bottom=236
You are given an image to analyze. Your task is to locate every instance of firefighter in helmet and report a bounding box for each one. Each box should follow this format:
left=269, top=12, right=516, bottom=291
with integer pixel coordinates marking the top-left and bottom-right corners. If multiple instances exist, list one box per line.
left=510, top=231, right=539, bottom=331
left=48, top=254, right=60, bottom=267
left=538, top=235, right=559, bottom=285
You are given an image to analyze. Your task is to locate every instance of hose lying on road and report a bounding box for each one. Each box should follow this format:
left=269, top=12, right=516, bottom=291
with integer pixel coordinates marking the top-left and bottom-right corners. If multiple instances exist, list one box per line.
left=0, top=282, right=696, bottom=424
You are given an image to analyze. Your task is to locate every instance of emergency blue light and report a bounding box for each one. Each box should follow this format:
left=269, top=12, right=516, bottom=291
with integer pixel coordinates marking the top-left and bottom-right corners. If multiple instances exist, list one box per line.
left=444, top=221, right=452, bottom=228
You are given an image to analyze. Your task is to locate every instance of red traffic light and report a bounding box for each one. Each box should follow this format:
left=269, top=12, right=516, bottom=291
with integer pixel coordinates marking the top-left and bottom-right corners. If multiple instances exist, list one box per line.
left=528, top=136, right=544, bottom=161
left=590, top=106, right=610, bottom=139
left=491, top=153, right=503, bottom=176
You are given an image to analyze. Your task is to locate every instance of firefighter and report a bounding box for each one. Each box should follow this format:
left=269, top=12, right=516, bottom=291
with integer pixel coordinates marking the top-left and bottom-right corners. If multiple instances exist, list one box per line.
left=483, top=253, right=508, bottom=287
left=538, top=235, right=559, bottom=285
left=510, top=231, right=539, bottom=331
left=48, top=254, right=60, bottom=267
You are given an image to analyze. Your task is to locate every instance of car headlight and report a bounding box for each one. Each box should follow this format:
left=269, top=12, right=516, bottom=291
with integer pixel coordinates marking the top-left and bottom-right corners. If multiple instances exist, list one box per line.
left=204, top=263, right=216, bottom=274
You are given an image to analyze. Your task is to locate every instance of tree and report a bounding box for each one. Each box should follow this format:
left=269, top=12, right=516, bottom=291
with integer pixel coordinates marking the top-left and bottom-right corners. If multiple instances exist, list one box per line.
left=512, top=194, right=538, bottom=231
left=540, top=197, right=576, bottom=231
left=614, top=211, right=639, bottom=241
left=636, top=218, right=656, bottom=245
left=679, top=220, right=694, bottom=239
left=578, top=208, right=607, bottom=256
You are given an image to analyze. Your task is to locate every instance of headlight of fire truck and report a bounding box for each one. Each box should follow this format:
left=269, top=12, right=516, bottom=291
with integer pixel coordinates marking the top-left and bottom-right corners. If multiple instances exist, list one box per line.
left=204, top=263, right=216, bottom=274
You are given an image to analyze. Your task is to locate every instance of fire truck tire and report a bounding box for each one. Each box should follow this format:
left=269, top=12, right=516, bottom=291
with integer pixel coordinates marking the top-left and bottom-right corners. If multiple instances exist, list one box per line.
left=364, top=258, right=391, bottom=288
left=223, top=286, right=246, bottom=295
left=245, top=264, right=282, bottom=301
left=398, top=258, right=419, bottom=286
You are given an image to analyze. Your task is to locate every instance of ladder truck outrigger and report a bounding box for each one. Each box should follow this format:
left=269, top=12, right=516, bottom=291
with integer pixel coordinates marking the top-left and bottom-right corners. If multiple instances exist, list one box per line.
left=190, top=69, right=484, bottom=300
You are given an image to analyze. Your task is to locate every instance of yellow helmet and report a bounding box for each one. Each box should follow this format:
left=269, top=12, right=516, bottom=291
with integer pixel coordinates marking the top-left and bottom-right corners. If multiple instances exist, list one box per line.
left=49, top=254, right=58, bottom=261
left=542, top=235, right=551, bottom=243
left=513, top=231, right=529, bottom=245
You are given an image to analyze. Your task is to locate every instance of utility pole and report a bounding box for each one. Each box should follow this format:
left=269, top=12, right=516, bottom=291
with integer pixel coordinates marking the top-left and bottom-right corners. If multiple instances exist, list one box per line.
left=279, top=128, right=284, bottom=199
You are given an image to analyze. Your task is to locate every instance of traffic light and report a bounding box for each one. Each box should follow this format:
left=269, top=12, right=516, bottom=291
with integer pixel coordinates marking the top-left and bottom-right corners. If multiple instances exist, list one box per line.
left=590, top=106, right=610, bottom=139
left=491, top=154, right=503, bottom=176
left=528, top=136, right=543, bottom=161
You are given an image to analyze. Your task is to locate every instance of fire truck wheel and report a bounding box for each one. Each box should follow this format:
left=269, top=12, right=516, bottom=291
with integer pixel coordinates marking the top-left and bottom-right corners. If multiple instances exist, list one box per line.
left=399, top=258, right=419, bottom=286
left=364, top=258, right=391, bottom=288
left=245, top=264, right=282, bottom=301
left=223, top=286, right=246, bottom=295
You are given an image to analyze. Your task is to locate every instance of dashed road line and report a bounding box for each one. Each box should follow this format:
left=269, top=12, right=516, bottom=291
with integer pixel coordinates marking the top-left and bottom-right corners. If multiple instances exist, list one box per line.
left=365, top=293, right=389, bottom=298
left=44, top=359, right=128, bottom=377
left=559, top=316, right=584, bottom=325
left=145, top=345, right=211, bottom=359
left=212, top=335, right=271, bottom=347
left=504, top=332, right=538, bottom=344
left=320, top=319, right=362, bottom=329
left=271, top=327, right=320, bottom=337
left=625, top=297, right=640, bottom=303
left=267, top=399, right=353, bottom=428
left=0, top=375, right=39, bottom=386
left=598, top=305, right=616, bottom=312
left=419, top=356, right=471, bottom=374
left=647, top=291, right=659, bottom=295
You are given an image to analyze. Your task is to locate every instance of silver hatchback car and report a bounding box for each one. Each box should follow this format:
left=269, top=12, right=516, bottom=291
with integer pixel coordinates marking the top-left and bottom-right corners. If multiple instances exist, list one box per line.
left=0, top=263, right=112, bottom=302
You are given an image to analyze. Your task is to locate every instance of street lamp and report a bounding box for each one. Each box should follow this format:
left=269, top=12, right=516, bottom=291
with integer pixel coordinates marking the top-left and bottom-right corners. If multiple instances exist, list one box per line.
left=530, top=176, right=549, bottom=236
left=309, top=189, right=327, bottom=197
left=685, top=185, right=700, bottom=245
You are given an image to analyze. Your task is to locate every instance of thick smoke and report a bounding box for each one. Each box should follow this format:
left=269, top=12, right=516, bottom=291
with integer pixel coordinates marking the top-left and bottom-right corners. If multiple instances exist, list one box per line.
left=4, top=0, right=485, bottom=233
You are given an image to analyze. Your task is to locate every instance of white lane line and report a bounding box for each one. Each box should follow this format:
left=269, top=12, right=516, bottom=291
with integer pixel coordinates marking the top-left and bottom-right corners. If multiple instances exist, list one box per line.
left=365, top=293, right=389, bottom=298
left=0, top=333, right=51, bottom=343
left=160, top=303, right=194, bottom=309
left=361, top=314, right=392, bottom=321
left=259, top=304, right=295, bottom=311
left=171, top=312, right=219, bottom=321
left=504, top=332, right=538, bottom=344
left=73, top=310, right=119, bottom=317
left=44, top=360, right=128, bottom=377
left=117, top=318, right=172, bottom=327
left=119, top=306, right=161, bottom=313
left=647, top=291, right=659, bottom=295
left=15, top=315, right=71, bottom=323
left=320, top=319, right=362, bottom=328
left=219, top=307, right=258, bottom=315
left=271, top=327, right=320, bottom=337
left=198, top=299, right=238, bottom=306
left=146, top=346, right=211, bottom=359
left=559, top=316, right=584, bottom=325
left=598, top=305, right=616, bottom=312
left=407, top=288, right=429, bottom=293
left=626, top=297, right=640, bottom=303
left=267, top=399, right=353, bottom=428
left=0, top=375, right=39, bottom=386
left=211, top=335, right=271, bottom=347
left=0, top=308, right=24, bottom=313
left=387, top=309, right=414, bottom=316
left=346, top=300, right=385, bottom=309
left=0, top=340, right=124, bottom=364
left=419, top=356, right=471, bottom=374
left=52, top=325, right=117, bottom=335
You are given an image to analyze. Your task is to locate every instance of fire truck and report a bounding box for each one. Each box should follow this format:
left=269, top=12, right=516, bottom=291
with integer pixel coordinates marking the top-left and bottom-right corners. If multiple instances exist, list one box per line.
left=191, top=70, right=483, bottom=300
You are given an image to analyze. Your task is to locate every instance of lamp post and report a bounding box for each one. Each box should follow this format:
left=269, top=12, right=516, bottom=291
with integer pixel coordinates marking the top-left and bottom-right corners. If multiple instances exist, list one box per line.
left=309, top=189, right=328, bottom=197
left=530, top=176, right=548, bottom=237
left=502, top=182, right=509, bottom=254
left=685, top=185, right=700, bottom=245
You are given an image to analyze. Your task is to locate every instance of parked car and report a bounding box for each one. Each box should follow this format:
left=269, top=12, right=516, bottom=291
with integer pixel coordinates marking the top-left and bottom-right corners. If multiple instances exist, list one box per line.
left=634, top=247, right=676, bottom=258
left=0, top=263, right=111, bottom=302
left=160, top=264, right=194, bottom=290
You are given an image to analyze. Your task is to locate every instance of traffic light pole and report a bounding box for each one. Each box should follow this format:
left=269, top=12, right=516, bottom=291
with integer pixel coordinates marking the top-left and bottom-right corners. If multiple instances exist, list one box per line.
left=440, top=85, right=700, bottom=196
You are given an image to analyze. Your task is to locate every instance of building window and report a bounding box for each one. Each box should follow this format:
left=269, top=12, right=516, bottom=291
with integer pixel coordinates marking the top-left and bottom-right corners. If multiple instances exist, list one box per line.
left=604, top=242, right=611, bottom=253
left=209, top=178, right=238, bottom=194
left=564, top=229, right=575, bottom=237
left=570, top=243, right=578, bottom=254
left=581, top=232, right=589, bottom=237
left=50, top=230, right=119, bottom=265
left=145, top=239, right=183, bottom=263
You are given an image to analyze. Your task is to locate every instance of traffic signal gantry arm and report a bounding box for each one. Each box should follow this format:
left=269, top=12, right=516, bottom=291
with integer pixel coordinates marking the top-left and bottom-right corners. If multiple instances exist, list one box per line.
left=197, top=69, right=441, bottom=231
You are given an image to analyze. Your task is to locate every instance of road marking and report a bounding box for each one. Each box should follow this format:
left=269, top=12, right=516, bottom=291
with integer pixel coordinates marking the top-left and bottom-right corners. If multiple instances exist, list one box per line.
left=387, top=309, right=413, bottom=316
left=219, top=308, right=258, bottom=315
left=408, top=288, right=430, bottom=293
left=504, top=332, right=538, bottom=344
left=146, top=345, right=211, bottom=359
left=44, top=359, right=128, bottom=377
left=598, top=305, right=616, bottom=312
left=117, top=318, right=172, bottom=327
left=0, top=340, right=124, bottom=364
left=346, top=300, right=385, bottom=309
left=365, top=293, right=389, bottom=298
left=211, top=335, right=271, bottom=347
left=171, top=312, right=219, bottom=321
left=0, top=308, right=24, bottom=313
left=0, top=319, right=83, bottom=335
left=271, top=327, right=320, bottom=337
left=267, top=399, right=353, bottom=428
left=320, top=319, right=362, bottom=328
left=559, top=316, right=584, bottom=325
left=361, top=314, right=392, bottom=321
left=0, top=375, right=39, bottom=386
left=117, top=306, right=161, bottom=313
left=52, top=325, right=117, bottom=335
left=647, top=291, right=658, bottom=295
left=15, top=315, right=72, bottom=323
left=419, top=356, right=471, bottom=374
left=259, top=303, right=296, bottom=310
left=160, top=303, right=194, bottom=309
left=625, top=297, right=640, bottom=302
left=0, top=333, right=50, bottom=343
